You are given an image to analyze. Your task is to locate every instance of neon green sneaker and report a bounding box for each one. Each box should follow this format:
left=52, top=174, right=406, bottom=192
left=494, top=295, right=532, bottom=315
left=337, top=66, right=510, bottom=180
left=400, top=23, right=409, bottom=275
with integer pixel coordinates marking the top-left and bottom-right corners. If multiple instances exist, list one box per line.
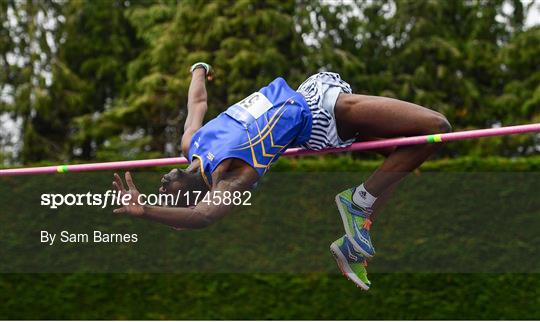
left=335, top=188, right=375, bottom=258
left=330, top=235, right=371, bottom=290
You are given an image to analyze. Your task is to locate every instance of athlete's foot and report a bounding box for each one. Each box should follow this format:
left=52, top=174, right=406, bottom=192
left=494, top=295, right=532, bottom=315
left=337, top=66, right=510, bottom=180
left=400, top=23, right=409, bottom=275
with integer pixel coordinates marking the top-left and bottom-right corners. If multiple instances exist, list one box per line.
left=330, top=235, right=371, bottom=290
left=335, top=188, right=375, bottom=258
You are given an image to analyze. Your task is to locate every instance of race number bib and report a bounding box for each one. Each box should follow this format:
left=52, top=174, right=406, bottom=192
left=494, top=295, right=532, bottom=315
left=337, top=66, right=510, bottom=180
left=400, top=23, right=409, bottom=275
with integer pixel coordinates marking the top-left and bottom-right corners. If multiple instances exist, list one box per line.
left=225, top=92, right=273, bottom=125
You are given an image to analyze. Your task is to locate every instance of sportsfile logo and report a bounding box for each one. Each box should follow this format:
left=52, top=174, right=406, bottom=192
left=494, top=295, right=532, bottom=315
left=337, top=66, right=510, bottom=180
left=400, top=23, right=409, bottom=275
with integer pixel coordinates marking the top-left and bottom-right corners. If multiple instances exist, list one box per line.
left=40, top=190, right=252, bottom=209
left=41, top=190, right=169, bottom=209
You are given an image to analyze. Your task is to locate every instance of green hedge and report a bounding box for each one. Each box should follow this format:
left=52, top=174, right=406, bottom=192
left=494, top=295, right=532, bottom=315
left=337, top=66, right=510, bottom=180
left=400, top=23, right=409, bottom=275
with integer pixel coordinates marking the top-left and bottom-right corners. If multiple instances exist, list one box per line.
left=0, top=156, right=539, bottom=319
left=271, top=154, right=540, bottom=172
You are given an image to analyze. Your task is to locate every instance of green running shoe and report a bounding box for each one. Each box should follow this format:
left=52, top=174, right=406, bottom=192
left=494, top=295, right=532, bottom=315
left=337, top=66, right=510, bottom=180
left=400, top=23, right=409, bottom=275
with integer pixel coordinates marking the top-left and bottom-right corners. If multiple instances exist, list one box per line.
left=335, top=188, right=375, bottom=258
left=330, top=235, right=371, bottom=290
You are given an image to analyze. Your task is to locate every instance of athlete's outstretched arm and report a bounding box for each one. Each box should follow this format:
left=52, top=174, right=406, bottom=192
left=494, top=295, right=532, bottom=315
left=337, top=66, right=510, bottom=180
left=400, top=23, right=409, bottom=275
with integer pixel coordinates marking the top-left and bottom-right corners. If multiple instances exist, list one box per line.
left=181, top=63, right=212, bottom=156
left=112, top=171, right=250, bottom=230
left=140, top=188, right=234, bottom=229
left=139, top=201, right=228, bottom=230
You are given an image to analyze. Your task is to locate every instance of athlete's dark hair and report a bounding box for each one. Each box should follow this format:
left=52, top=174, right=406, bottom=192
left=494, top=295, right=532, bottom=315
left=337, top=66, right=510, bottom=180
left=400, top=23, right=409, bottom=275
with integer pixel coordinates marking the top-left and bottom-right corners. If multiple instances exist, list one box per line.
left=175, top=168, right=208, bottom=193
left=159, top=167, right=209, bottom=207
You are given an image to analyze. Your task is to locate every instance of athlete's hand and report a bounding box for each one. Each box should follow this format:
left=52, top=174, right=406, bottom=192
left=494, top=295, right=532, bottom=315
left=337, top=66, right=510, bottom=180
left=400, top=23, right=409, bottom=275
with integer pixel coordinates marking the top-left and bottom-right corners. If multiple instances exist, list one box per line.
left=112, top=172, right=144, bottom=217
left=190, top=62, right=214, bottom=81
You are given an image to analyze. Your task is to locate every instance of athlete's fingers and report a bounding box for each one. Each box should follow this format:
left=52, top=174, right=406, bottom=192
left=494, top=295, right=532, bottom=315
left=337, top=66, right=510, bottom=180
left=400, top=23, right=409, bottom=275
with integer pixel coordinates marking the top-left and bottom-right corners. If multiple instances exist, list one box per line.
left=113, top=173, right=126, bottom=192
left=113, top=206, right=126, bottom=214
left=114, top=173, right=126, bottom=192
left=112, top=181, right=123, bottom=193
left=125, top=171, right=139, bottom=191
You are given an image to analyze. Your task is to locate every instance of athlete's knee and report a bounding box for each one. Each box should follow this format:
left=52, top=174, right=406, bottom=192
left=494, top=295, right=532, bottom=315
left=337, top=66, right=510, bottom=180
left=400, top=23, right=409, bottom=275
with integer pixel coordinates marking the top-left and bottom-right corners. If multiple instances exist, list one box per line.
left=424, top=113, right=452, bottom=134
left=436, top=114, right=452, bottom=133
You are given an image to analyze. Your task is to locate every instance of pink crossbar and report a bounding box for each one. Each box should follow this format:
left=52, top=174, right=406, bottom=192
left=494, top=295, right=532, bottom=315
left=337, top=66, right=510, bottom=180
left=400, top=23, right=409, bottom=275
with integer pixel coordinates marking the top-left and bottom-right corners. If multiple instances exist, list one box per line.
left=1, top=123, right=539, bottom=177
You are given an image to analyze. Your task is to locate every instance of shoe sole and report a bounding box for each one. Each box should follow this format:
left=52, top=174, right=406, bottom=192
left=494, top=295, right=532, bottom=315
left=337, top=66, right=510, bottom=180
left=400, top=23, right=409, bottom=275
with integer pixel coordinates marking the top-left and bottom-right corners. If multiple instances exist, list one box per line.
left=335, top=194, right=374, bottom=258
left=330, top=242, right=370, bottom=290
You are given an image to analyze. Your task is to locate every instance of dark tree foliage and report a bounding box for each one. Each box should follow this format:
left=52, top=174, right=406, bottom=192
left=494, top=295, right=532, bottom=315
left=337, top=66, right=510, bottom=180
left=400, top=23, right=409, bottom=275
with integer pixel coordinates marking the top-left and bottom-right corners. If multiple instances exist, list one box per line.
left=0, top=0, right=538, bottom=164
left=88, top=0, right=307, bottom=160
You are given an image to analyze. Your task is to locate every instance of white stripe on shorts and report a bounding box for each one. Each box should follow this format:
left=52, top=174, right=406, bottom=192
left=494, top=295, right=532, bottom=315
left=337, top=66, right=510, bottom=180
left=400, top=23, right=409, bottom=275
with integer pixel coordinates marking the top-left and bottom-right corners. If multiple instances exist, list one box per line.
left=297, top=72, right=355, bottom=150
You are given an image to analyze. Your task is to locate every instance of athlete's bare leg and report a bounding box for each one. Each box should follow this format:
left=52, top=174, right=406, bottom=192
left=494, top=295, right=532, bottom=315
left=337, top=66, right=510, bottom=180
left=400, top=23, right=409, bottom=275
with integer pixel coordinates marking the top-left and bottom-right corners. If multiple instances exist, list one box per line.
left=329, top=95, right=450, bottom=286
left=334, top=93, right=451, bottom=200
left=352, top=138, right=399, bottom=221
left=355, top=141, right=400, bottom=221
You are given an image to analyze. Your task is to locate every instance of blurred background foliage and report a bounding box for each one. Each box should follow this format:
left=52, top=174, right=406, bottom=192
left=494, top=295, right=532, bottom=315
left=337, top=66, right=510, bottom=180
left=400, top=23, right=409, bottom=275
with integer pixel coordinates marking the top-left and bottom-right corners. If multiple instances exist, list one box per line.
left=0, top=0, right=539, bottom=164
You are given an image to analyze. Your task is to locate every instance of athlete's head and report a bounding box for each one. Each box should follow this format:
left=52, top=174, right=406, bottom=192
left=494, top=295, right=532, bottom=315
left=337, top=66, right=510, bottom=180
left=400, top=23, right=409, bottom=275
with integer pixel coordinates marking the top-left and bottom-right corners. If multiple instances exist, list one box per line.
left=158, top=168, right=208, bottom=207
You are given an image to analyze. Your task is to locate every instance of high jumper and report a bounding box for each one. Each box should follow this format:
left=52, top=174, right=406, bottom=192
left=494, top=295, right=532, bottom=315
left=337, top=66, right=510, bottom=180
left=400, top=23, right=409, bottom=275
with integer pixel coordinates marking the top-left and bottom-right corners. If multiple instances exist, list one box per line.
left=2, top=63, right=540, bottom=290
left=120, top=62, right=451, bottom=290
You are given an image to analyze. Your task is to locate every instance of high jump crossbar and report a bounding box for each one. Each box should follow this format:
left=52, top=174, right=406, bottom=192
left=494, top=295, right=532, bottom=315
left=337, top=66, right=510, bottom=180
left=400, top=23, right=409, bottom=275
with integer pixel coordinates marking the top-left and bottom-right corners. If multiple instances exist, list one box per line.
left=1, top=123, right=539, bottom=177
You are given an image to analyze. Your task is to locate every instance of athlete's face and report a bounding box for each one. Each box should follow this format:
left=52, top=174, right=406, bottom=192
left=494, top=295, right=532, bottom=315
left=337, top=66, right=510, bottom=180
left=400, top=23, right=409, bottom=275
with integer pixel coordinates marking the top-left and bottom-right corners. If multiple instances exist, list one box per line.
left=159, top=169, right=186, bottom=204
left=159, top=167, right=210, bottom=207
left=159, top=168, right=206, bottom=207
